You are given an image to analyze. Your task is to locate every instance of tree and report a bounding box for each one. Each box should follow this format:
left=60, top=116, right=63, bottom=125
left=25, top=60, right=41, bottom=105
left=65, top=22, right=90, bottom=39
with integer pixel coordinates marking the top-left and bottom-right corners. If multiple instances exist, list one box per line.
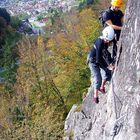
left=47, top=8, right=100, bottom=109
left=10, top=16, right=21, bottom=29
left=0, top=16, right=7, bottom=45
left=0, top=8, right=10, bottom=25
left=12, top=36, right=66, bottom=139
left=0, top=7, right=100, bottom=140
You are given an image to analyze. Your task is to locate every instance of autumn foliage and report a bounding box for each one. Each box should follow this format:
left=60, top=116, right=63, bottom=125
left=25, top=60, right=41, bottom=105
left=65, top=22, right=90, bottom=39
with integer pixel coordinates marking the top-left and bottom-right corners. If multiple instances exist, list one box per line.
left=0, top=8, right=100, bottom=139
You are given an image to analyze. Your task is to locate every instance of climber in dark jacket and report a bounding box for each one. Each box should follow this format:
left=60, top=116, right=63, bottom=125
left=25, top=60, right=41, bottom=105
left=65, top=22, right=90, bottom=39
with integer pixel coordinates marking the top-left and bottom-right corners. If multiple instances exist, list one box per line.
left=103, top=0, right=124, bottom=62
left=87, top=26, right=115, bottom=104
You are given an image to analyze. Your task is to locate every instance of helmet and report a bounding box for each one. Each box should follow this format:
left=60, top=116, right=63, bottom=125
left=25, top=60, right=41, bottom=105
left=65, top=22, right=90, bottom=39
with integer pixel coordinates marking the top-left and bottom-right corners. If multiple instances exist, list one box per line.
left=102, top=26, right=115, bottom=41
left=111, top=0, right=122, bottom=7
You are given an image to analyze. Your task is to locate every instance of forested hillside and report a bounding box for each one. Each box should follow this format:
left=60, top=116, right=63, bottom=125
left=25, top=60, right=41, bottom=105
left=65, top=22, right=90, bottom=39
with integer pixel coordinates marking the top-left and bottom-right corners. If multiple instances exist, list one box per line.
left=0, top=2, right=100, bottom=139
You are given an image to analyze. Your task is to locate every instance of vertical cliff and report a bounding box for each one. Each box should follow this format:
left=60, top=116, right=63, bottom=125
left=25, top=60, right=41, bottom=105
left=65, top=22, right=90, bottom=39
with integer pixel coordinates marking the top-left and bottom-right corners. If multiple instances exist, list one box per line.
left=64, top=0, right=140, bottom=139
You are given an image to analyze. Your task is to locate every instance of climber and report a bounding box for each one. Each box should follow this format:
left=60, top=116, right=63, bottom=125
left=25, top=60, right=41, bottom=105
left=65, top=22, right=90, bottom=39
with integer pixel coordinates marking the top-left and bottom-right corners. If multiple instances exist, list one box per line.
left=87, top=26, right=115, bottom=104
left=103, top=0, right=124, bottom=62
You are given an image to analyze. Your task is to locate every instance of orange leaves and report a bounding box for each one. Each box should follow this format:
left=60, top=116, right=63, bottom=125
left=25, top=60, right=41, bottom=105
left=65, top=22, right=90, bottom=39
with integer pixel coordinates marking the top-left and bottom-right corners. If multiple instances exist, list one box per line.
left=46, top=8, right=100, bottom=91
left=15, top=7, right=100, bottom=112
left=78, top=8, right=100, bottom=44
left=37, top=36, right=44, bottom=46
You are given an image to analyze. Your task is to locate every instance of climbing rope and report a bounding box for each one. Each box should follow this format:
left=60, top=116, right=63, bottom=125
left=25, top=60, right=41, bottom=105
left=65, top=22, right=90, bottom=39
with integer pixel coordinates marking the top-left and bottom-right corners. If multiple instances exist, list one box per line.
left=110, top=79, right=127, bottom=140
left=111, top=114, right=126, bottom=140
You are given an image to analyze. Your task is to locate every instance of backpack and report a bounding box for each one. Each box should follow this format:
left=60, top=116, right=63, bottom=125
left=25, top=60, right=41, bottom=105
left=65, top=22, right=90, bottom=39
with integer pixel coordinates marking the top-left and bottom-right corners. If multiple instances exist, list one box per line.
left=98, top=9, right=110, bottom=27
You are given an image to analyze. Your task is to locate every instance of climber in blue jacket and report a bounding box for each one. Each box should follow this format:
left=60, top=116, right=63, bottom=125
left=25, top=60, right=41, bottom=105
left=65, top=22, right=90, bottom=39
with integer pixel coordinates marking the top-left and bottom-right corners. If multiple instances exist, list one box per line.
left=87, top=26, right=115, bottom=104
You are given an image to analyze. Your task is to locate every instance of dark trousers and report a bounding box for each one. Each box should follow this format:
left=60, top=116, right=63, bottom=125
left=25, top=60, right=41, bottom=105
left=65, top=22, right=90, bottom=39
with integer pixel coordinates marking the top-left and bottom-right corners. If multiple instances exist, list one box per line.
left=112, top=38, right=117, bottom=64
left=112, top=32, right=121, bottom=63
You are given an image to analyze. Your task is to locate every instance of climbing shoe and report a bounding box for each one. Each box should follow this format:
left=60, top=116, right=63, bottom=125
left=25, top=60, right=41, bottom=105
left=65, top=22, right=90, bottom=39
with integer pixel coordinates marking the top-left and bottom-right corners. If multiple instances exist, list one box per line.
left=100, top=87, right=105, bottom=94
left=93, top=97, right=99, bottom=104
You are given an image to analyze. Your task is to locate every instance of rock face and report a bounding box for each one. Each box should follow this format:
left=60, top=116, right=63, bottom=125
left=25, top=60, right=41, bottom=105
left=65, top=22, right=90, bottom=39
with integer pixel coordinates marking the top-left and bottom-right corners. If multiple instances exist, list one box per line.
left=64, top=0, right=140, bottom=140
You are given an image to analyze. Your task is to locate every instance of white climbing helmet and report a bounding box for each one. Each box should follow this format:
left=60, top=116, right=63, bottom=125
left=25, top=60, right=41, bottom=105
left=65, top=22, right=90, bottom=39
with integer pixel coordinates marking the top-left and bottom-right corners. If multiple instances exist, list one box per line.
left=102, top=26, right=115, bottom=41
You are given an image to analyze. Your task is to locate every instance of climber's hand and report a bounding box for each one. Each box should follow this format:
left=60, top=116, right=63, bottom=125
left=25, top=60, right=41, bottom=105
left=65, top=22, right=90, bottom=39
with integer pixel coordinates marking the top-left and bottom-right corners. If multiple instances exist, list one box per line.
left=107, top=64, right=115, bottom=71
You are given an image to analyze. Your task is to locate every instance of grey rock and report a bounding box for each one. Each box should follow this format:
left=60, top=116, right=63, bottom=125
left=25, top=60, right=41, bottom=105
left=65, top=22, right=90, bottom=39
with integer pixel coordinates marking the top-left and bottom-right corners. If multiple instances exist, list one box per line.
left=64, top=0, right=140, bottom=140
